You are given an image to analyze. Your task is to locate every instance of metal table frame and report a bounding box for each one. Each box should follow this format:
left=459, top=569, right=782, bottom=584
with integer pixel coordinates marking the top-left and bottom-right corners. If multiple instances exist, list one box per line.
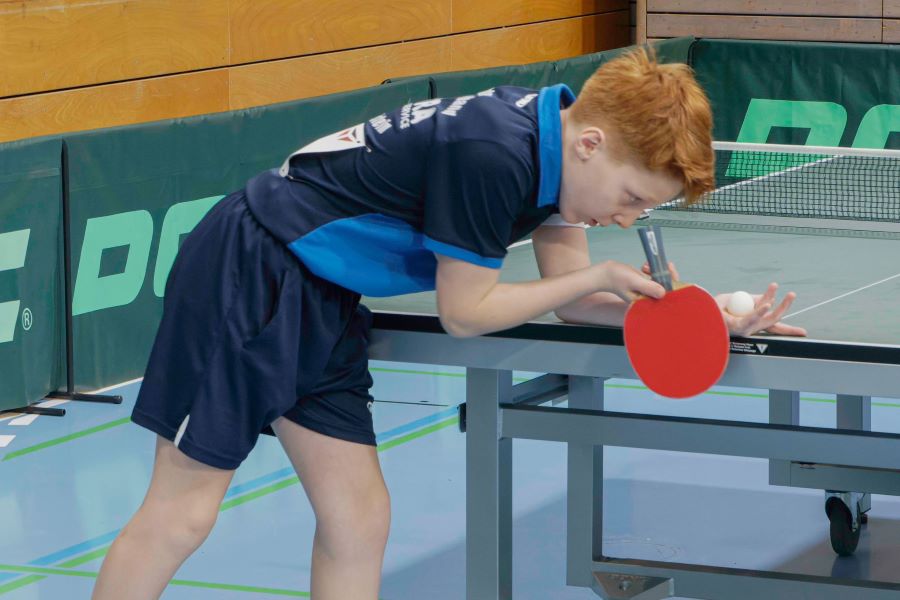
left=369, top=315, right=900, bottom=599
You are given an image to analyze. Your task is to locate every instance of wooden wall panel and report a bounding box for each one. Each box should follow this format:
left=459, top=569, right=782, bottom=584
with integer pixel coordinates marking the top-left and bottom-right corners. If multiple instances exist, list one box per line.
left=647, top=1, right=882, bottom=17
left=0, top=1, right=633, bottom=142
left=885, top=20, right=900, bottom=43
left=230, top=38, right=451, bottom=110
left=647, top=14, right=883, bottom=42
left=452, top=0, right=625, bottom=33
left=637, top=0, right=647, bottom=42
left=886, top=2, right=900, bottom=19
left=229, top=0, right=451, bottom=64
left=450, top=13, right=630, bottom=70
left=230, top=14, right=629, bottom=109
left=0, top=0, right=229, bottom=98
left=0, top=71, right=229, bottom=143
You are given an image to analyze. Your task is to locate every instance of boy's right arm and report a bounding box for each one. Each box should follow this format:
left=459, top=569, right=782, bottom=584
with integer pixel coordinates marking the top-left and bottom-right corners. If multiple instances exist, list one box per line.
left=434, top=242, right=663, bottom=338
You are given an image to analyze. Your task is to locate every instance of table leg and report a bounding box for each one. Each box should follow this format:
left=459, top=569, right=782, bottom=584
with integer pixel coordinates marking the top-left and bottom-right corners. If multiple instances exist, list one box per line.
left=768, top=389, right=800, bottom=485
left=466, top=367, right=513, bottom=600
left=567, top=376, right=605, bottom=587
left=829, top=394, right=873, bottom=515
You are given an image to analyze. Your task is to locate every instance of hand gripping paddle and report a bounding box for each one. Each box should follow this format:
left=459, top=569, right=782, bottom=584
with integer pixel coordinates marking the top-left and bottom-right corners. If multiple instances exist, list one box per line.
left=623, top=226, right=730, bottom=399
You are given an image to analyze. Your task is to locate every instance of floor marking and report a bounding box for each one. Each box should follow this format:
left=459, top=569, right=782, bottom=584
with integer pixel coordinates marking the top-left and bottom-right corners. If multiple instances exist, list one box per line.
left=89, top=377, right=142, bottom=395
left=34, top=399, right=67, bottom=409
left=784, top=272, right=900, bottom=320
left=9, top=415, right=38, bottom=427
left=0, top=435, right=14, bottom=448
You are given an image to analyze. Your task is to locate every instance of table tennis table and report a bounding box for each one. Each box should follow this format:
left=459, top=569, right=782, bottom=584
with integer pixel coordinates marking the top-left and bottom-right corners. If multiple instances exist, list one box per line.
left=364, top=143, right=900, bottom=599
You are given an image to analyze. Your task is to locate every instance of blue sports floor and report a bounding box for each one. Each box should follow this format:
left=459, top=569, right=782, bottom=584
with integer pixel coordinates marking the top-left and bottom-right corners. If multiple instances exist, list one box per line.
left=3, top=362, right=900, bottom=599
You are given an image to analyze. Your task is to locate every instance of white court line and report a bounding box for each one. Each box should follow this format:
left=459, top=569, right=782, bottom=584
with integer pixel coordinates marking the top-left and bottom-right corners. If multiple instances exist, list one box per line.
left=783, top=272, right=900, bottom=320
left=9, top=414, right=39, bottom=427
left=91, top=377, right=143, bottom=395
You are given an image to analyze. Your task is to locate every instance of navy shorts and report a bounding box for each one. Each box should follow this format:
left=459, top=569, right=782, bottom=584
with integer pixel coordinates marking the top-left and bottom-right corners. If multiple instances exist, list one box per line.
left=132, top=190, right=376, bottom=470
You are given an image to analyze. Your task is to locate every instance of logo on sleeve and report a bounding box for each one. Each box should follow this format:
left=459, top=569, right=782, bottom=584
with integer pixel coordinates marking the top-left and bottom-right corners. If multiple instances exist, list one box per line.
left=516, top=93, right=538, bottom=108
left=279, top=123, right=367, bottom=175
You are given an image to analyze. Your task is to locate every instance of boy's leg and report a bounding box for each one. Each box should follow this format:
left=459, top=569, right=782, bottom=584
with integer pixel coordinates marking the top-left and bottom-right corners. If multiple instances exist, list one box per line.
left=272, top=417, right=390, bottom=600
left=93, top=436, right=235, bottom=600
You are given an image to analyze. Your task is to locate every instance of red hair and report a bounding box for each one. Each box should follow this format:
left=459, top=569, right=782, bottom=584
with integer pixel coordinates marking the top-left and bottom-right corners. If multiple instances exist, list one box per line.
left=570, top=47, right=715, bottom=204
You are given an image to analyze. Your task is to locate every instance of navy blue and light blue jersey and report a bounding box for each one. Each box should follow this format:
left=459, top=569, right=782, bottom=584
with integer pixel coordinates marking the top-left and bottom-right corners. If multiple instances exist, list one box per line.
left=244, top=84, right=576, bottom=297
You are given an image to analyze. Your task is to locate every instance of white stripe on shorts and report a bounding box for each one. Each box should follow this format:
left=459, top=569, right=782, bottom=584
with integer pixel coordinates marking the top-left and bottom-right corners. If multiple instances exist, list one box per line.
left=173, top=414, right=191, bottom=448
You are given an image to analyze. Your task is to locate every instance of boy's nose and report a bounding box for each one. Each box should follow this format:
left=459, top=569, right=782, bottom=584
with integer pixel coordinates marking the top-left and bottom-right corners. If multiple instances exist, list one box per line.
left=615, top=214, right=638, bottom=229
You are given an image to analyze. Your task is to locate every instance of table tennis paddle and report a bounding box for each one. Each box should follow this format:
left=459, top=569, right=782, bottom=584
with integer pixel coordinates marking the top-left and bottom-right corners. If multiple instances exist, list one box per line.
left=623, top=225, right=729, bottom=399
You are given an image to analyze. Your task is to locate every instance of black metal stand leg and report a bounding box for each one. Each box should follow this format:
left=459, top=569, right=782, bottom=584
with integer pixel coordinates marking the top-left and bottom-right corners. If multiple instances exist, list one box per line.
left=40, top=141, right=123, bottom=412
left=45, top=390, right=123, bottom=404
left=22, top=405, right=67, bottom=417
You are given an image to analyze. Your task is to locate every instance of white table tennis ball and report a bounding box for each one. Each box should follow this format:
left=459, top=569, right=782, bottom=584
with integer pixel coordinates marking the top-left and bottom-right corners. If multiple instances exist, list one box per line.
left=726, top=291, right=755, bottom=316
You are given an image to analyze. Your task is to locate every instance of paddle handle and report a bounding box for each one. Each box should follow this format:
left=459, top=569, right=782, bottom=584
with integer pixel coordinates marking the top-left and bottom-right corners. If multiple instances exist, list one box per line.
left=638, top=226, right=674, bottom=291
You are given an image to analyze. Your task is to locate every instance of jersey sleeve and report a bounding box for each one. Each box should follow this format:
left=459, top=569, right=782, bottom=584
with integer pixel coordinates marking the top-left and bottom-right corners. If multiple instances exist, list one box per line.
left=422, top=139, right=534, bottom=269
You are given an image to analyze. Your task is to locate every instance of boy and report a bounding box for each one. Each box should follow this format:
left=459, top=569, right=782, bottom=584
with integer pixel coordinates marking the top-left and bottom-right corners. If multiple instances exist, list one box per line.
left=93, top=47, right=804, bottom=600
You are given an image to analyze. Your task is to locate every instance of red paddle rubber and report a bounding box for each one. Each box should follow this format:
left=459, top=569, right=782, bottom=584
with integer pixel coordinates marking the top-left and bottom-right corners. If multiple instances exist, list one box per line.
left=624, top=285, right=730, bottom=399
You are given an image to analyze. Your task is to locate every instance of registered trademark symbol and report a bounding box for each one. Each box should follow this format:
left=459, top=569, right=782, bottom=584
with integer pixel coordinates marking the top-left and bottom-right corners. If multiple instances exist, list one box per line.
left=21, top=308, right=32, bottom=331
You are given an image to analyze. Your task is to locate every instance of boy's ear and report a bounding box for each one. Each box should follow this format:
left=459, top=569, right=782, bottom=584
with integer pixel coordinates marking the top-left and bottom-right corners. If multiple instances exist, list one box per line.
left=575, top=127, right=606, bottom=160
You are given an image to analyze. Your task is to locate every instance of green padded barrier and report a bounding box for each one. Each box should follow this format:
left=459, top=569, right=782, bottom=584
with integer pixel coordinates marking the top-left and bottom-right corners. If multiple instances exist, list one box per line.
left=426, top=59, right=559, bottom=98
left=64, top=79, right=431, bottom=389
left=0, top=137, right=64, bottom=410
left=691, top=39, right=900, bottom=148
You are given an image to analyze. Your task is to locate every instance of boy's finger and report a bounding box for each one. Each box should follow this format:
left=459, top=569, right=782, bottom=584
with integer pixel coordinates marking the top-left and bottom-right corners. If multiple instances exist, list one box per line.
left=640, top=280, right=666, bottom=299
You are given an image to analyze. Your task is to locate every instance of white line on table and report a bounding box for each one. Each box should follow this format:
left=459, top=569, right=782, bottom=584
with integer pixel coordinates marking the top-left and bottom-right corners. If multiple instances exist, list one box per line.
left=783, top=272, right=900, bottom=320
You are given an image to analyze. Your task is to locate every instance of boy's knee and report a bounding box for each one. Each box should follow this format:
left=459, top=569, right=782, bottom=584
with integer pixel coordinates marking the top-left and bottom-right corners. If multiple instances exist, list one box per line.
left=318, top=486, right=391, bottom=557
left=133, top=498, right=220, bottom=552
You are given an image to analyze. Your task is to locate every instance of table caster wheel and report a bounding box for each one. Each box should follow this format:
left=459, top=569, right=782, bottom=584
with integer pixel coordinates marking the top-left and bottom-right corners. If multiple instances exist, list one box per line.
left=827, top=496, right=860, bottom=557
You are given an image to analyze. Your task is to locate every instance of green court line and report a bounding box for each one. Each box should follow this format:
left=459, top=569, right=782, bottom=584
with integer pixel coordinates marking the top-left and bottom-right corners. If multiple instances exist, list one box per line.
left=0, top=564, right=312, bottom=596
left=220, top=477, right=299, bottom=512
left=0, top=564, right=95, bottom=578
left=219, top=416, right=460, bottom=512
left=377, top=416, right=459, bottom=452
left=0, top=413, right=460, bottom=596
left=0, top=574, right=45, bottom=595
left=59, top=547, right=109, bottom=568
left=0, top=546, right=115, bottom=593
left=169, top=579, right=309, bottom=597
left=370, top=366, right=465, bottom=378
left=3, top=418, right=132, bottom=462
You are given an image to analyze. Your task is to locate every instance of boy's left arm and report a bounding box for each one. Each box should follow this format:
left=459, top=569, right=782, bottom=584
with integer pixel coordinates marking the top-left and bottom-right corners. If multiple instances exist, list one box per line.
left=531, top=225, right=630, bottom=326
left=532, top=225, right=807, bottom=337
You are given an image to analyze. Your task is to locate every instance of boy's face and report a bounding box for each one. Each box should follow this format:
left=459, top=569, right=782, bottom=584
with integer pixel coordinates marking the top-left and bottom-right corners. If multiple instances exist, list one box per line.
left=558, top=125, right=683, bottom=228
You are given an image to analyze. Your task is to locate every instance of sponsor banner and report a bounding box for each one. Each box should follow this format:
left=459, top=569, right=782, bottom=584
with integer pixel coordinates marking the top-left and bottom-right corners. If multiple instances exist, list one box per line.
left=0, top=138, right=64, bottom=410
left=691, top=39, right=900, bottom=149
